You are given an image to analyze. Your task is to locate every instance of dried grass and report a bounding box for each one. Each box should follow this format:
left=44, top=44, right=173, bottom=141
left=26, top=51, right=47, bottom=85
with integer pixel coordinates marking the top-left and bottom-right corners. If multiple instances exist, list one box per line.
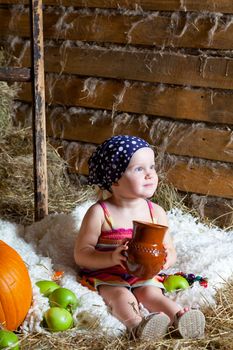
left=0, top=49, right=19, bottom=136
left=0, top=126, right=95, bottom=225
left=15, top=280, right=233, bottom=349
left=155, top=180, right=187, bottom=213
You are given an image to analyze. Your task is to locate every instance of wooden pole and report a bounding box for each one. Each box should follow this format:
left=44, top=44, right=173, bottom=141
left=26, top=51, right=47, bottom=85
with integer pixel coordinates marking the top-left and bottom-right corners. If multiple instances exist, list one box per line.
left=30, top=0, right=48, bottom=221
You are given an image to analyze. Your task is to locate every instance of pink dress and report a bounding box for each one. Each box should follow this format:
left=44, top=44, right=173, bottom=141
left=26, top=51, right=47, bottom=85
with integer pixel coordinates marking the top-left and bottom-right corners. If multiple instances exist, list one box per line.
left=78, top=200, right=164, bottom=291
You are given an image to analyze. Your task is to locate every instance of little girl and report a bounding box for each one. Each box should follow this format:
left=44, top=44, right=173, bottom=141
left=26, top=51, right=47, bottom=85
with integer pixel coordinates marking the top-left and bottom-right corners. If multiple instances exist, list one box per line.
left=74, top=135, right=205, bottom=340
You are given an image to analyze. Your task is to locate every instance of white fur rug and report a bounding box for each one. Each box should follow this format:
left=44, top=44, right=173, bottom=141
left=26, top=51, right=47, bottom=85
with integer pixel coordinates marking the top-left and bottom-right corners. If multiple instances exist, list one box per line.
left=1, top=201, right=233, bottom=336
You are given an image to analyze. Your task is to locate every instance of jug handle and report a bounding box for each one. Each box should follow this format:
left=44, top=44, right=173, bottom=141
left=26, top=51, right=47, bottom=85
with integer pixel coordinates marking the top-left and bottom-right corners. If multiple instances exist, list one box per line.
left=121, top=239, right=130, bottom=257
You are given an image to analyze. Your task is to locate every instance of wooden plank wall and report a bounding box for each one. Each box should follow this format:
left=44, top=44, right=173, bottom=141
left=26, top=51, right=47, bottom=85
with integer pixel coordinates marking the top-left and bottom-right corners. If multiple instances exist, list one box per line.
left=0, top=0, right=232, bottom=226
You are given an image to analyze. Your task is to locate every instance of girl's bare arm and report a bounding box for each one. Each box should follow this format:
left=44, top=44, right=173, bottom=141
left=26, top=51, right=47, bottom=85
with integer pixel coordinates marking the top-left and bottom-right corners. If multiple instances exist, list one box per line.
left=74, top=204, right=127, bottom=269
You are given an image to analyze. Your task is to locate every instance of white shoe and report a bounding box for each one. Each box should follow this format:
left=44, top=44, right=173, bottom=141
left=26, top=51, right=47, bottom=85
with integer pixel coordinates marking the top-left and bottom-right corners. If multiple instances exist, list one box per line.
left=175, top=309, right=205, bottom=339
left=132, top=313, right=170, bottom=341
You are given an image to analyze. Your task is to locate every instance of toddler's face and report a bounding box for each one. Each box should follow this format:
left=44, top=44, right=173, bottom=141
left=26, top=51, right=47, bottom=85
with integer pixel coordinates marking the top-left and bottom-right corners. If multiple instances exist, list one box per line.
left=113, top=147, right=158, bottom=199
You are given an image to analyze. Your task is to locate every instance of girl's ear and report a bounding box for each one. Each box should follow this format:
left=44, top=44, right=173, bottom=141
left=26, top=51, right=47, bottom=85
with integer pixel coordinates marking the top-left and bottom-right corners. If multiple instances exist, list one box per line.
left=112, top=182, right=119, bottom=187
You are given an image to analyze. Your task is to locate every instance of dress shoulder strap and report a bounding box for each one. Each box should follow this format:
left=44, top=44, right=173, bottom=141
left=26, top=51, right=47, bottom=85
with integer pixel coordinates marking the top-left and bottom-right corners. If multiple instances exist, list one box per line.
left=146, top=200, right=156, bottom=224
left=98, top=201, right=114, bottom=230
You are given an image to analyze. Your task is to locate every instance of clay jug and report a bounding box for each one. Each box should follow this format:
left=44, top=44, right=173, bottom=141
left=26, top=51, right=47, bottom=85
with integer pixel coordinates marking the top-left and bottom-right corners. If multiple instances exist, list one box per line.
left=124, top=221, right=167, bottom=279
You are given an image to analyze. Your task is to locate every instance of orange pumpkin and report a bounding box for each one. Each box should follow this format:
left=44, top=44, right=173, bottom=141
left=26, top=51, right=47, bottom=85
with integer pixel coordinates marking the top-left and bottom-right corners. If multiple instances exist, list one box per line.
left=0, top=240, right=32, bottom=330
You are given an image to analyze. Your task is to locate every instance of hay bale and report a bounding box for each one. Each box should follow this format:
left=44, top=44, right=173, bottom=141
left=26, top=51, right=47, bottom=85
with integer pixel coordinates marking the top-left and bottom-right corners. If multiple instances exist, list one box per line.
left=0, top=126, right=94, bottom=224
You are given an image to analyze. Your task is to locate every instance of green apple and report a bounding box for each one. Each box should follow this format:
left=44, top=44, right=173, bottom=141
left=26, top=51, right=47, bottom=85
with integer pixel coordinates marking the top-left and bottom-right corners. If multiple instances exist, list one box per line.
left=36, top=280, right=60, bottom=297
left=163, top=275, right=190, bottom=292
left=49, top=287, right=79, bottom=313
left=44, top=307, right=73, bottom=332
left=0, top=330, right=19, bottom=350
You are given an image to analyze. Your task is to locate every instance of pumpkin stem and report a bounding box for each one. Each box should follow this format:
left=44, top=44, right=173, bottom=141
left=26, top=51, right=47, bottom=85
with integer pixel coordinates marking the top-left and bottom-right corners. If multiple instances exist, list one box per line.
left=0, top=322, right=5, bottom=329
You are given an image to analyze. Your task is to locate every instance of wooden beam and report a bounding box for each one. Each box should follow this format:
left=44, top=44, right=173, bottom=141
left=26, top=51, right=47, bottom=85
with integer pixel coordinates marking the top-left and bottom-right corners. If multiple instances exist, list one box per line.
left=16, top=104, right=233, bottom=164
left=14, top=45, right=233, bottom=90
left=30, top=0, right=48, bottom=221
left=50, top=138, right=233, bottom=227
left=165, top=159, right=233, bottom=199
left=186, top=195, right=233, bottom=228
left=2, top=10, right=233, bottom=50
left=43, top=108, right=233, bottom=163
left=48, top=139, right=233, bottom=199
left=0, top=67, right=31, bottom=82
left=1, top=0, right=233, bottom=14
left=18, top=77, right=233, bottom=125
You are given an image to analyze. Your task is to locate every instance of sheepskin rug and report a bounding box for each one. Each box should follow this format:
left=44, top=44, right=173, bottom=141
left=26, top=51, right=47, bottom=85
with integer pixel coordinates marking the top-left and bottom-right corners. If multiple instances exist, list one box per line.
left=1, top=201, right=233, bottom=336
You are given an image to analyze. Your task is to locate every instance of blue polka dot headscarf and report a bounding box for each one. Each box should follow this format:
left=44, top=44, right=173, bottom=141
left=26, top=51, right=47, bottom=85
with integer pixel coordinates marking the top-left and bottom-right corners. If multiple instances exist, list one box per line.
left=88, top=135, right=150, bottom=191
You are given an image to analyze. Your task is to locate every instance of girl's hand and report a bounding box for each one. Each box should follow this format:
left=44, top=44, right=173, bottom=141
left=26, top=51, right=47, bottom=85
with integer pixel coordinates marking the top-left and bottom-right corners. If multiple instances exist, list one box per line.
left=163, top=243, right=177, bottom=270
left=111, top=243, right=128, bottom=269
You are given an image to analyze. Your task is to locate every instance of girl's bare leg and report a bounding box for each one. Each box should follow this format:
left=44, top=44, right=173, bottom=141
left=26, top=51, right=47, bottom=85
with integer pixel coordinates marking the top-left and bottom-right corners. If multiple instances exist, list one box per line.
left=133, top=286, right=181, bottom=323
left=98, top=285, right=142, bottom=329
